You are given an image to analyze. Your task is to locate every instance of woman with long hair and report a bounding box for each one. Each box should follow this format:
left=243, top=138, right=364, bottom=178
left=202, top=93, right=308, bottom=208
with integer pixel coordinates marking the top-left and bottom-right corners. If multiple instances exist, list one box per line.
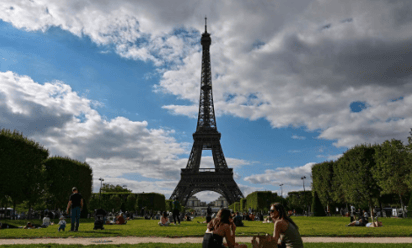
left=268, top=203, right=303, bottom=248
left=202, top=208, right=247, bottom=248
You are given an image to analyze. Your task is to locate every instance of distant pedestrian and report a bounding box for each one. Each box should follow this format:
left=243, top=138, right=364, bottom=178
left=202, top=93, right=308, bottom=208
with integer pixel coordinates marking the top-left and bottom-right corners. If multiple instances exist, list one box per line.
left=66, top=187, right=83, bottom=231
left=172, top=198, right=181, bottom=225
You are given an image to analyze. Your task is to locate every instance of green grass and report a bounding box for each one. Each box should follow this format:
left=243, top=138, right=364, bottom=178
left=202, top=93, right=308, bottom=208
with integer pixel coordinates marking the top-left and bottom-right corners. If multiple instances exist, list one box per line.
left=1, top=216, right=412, bottom=239
left=1, top=244, right=412, bottom=248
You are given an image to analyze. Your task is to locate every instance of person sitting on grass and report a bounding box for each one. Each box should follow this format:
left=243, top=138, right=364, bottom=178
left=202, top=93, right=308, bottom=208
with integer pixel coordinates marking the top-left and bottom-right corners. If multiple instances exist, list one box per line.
left=202, top=209, right=247, bottom=248
left=42, top=215, right=51, bottom=227
left=262, top=215, right=272, bottom=223
left=158, top=211, right=170, bottom=226
left=116, top=213, right=126, bottom=224
left=233, top=212, right=244, bottom=227
left=266, top=203, right=304, bottom=248
left=184, top=213, right=192, bottom=221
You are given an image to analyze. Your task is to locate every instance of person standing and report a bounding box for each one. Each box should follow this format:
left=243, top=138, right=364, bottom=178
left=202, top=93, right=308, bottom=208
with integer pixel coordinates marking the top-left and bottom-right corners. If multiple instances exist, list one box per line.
left=66, top=187, right=83, bottom=232
left=172, top=198, right=181, bottom=225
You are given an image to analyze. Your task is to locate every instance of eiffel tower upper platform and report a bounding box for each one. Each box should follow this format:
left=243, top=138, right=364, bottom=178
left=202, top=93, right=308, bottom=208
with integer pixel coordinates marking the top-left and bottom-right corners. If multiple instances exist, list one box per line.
left=170, top=18, right=244, bottom=205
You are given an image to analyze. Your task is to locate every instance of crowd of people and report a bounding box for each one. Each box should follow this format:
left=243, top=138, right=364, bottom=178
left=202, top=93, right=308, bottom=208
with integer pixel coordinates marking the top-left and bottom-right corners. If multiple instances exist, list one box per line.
left=2, top=186, right=389, bottom=248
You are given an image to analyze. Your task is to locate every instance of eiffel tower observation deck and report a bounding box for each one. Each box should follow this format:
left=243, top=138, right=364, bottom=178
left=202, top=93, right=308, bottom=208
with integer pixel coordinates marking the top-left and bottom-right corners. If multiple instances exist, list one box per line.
left=170, top=18, right=244, bottom=205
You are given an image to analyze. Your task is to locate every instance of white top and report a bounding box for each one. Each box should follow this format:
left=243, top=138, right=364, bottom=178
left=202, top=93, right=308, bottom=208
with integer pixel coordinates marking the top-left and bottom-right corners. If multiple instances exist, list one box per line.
left=42, top=217, right=51, bottom=226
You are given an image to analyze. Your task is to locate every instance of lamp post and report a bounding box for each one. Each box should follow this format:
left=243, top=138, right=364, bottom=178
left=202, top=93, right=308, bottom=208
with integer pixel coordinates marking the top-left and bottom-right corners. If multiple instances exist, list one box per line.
left=301, top=176, right=307, bottom=216
left=99, top=178, right=104, bottom=208
left=279, top=184, right=284, bottom=198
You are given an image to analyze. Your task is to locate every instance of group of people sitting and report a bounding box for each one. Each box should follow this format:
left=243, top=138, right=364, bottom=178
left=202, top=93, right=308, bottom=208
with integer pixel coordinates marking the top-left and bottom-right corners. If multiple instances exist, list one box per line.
left=202, top=203, right=304, bottom=248
left=105, top=212, right=127, bottom=225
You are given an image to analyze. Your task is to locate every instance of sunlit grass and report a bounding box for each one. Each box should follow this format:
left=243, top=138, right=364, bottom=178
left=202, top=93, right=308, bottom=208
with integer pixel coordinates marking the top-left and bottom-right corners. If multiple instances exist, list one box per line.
left=1, top=244, right=412, bottom=248
left=0, top=216, right=411, bottom=239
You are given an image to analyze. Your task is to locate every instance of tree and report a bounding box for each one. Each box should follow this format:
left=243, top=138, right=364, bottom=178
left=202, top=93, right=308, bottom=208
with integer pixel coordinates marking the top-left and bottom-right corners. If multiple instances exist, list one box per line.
left=312, top=191, right=326, bottom=216
left=0, top=129, right=49, bottom=218
left=405, top=129, right=412, bottom=191
left=312, top=161, right=334, bottom=212
left=101, top=184, right=132, bottom=193
left=44, top=156, right=93, bottom=210
left=407, top=191, right=412, bottom=218
left=126, top=194, right=137, bottom=212
left=286, top=191, right=312, bottom=214
left=373, top=139, right=411, bottom=218
left=335, top=144, right=380, bottom=223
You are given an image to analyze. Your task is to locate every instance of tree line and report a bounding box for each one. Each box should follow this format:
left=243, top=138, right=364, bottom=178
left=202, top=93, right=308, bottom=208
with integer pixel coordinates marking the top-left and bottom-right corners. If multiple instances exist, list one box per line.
left=0, top=129, right=92, bottom=218
left=311, top=129, right=412, bottom=219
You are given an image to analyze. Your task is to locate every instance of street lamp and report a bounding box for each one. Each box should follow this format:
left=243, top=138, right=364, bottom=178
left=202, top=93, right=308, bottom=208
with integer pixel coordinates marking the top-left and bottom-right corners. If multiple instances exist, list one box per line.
left=301, top=176, right=307, bottom=216
left=279, top=184, right=284, bottom=198
left=99, top=178, right=104, bottom=208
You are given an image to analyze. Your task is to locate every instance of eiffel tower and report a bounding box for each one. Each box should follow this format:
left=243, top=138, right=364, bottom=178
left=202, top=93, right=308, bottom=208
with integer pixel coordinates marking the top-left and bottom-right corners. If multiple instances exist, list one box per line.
left=170, top=18, right=244, bottom=205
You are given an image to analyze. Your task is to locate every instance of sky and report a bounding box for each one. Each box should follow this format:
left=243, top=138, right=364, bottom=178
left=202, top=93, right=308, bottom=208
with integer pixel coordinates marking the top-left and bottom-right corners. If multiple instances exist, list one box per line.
left=1, top=0, right=412, bottom=203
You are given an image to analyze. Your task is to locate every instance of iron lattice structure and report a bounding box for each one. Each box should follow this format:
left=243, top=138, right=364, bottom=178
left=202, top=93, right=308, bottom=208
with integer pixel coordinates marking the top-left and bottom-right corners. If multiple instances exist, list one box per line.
left=170, top=19, right=244, bottom=205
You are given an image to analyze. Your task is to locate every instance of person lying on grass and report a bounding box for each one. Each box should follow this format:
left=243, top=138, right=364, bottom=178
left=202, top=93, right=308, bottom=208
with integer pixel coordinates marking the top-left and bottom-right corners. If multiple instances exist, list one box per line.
left=366, top=221, right=383, bottom=227
left=347, top=212, right=368, bottom=226
left=202, top=208, right=247, bottom=248
left=158, top=211, right=170, bottom=226
left=0, top=222, right=20, bottom=229
left=24, top=222, right=42, bottom=229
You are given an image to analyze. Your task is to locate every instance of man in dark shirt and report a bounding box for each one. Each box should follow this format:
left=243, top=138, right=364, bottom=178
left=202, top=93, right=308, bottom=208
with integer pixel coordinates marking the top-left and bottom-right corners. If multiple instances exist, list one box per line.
left=66, top=187, right=83, bottom=231
left=233, top=212, right=244, bottom=227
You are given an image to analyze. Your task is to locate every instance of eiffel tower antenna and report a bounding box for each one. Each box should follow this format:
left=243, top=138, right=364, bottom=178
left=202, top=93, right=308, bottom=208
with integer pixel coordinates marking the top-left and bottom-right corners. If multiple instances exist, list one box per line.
left=205, top=16, right=207, bottom=33
left=170, top=19, right=244, bottom=206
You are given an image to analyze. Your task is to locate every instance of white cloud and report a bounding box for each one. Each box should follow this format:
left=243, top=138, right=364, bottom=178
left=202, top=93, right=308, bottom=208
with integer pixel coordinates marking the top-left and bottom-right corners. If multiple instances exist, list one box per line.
left=292, top=135, right=306, bottom=140
left=0, top=71, right=187, bottom=184
left=2, top=0, right=412, bottom=199
left=0, top=71, right=250, bottom=197
left=244, top=162, right=314, bottom=189
left=3, top=0, right=412, bottom=149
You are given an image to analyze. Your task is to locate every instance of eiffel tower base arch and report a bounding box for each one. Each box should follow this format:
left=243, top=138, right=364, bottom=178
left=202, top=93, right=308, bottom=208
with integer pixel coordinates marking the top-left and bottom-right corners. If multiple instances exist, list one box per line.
left=171, top=168, right=243, bottom=206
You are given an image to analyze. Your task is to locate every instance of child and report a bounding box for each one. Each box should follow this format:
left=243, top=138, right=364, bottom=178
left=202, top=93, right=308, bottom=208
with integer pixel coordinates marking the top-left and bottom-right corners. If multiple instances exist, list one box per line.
left=58, top=216, right=66, bottom=231
left=158, top=211, right=170, bottom=226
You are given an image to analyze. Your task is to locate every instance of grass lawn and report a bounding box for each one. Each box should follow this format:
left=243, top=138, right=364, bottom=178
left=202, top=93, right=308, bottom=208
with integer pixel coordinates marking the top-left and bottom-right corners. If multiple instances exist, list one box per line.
left=1, top=244, right=412, bottom=248
left=0, top=216, right=411, bottom=239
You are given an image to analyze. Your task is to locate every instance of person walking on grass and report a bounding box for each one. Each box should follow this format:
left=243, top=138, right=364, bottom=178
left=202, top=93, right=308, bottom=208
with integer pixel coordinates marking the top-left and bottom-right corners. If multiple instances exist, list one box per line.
left=66, top=187, right=83, bottom=232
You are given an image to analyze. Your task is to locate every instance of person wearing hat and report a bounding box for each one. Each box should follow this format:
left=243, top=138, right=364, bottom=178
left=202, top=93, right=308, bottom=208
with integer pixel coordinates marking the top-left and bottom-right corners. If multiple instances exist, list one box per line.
left=66, top=187, right=83, bottom=231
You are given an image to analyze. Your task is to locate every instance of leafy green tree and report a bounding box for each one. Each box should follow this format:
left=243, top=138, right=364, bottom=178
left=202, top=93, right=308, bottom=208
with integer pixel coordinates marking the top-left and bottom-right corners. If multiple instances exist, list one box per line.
left=312, top=161, right=334, bottom=211
left=312, top=191, right=326, bottom=216
left=103, top=194, right=122, bottom=212
left=407, top=191, right=412, bottom=218
left=0, top=129, right=49, bottom=218
left=286, top=191, right=312, bottom=214
left=405, top=129, right=412, bottom=191
left=88, top=196, right=99, bottom=212
left=373, top=139, right=410, bottom=218
left=44, top=156, right=93, bottom=210
left=101, top=184, right=132, bottom=193
left=126, top=194, right=137, bottom=212
left=335, top=144, right=380, bottom=223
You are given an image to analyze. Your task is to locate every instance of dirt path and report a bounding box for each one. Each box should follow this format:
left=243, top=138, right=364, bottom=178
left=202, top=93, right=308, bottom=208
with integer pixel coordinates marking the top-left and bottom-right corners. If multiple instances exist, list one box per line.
left=0, top=237, right=411, bottom=245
